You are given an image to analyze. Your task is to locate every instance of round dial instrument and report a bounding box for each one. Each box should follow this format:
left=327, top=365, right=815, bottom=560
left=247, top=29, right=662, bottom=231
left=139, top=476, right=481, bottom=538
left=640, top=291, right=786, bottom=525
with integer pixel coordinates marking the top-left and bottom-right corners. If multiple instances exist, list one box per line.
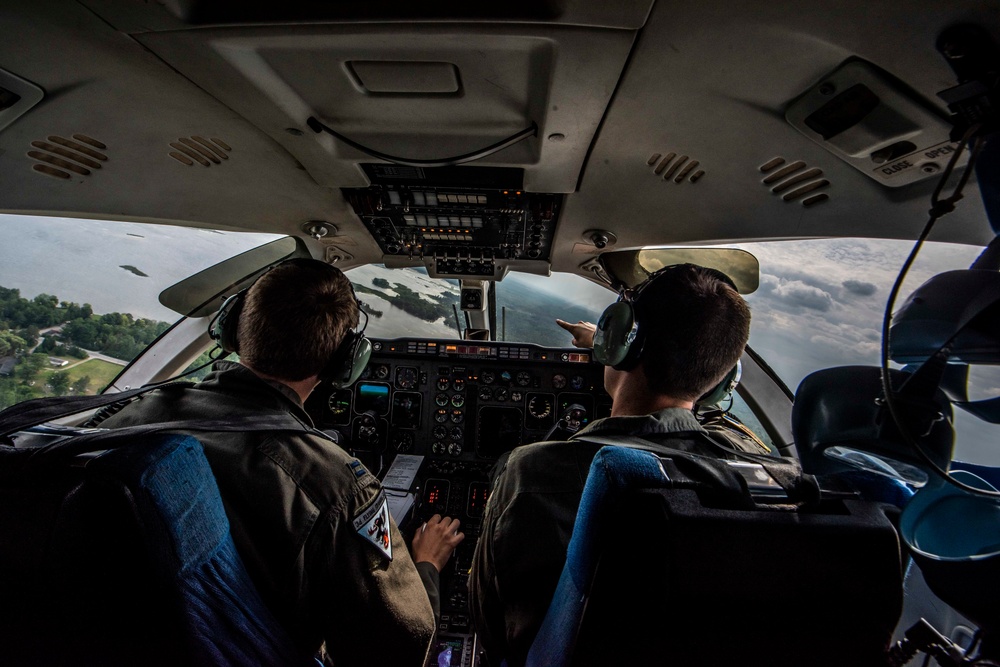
left=528, top=395, right=553, bottom=419
left=395, top=366, right=418, bottom=390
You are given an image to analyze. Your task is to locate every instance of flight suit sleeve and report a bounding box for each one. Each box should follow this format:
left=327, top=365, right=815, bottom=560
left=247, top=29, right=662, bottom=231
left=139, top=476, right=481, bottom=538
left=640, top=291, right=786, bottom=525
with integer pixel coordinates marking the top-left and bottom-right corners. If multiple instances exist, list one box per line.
left=318, top=471, right=437, bottom=667
left=414, top=561, right=442, bottom=624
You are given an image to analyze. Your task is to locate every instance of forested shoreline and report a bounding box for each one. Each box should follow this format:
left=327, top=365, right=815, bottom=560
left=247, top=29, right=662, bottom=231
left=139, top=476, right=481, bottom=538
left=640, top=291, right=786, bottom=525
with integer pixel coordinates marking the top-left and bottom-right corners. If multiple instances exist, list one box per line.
left=0, top=286, right=170, bottom=408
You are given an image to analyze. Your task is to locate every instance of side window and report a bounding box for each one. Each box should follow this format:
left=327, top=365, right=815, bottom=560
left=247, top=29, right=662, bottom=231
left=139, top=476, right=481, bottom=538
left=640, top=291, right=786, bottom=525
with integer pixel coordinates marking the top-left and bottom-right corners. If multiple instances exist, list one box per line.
left=727, top=393, right=776, bottom=452
left=0, top=214, right=279, bottom=408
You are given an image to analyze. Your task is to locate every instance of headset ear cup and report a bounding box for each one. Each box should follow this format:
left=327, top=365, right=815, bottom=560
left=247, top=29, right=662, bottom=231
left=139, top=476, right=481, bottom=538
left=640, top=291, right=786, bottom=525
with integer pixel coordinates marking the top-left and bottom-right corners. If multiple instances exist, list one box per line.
left=212, top=291, right=246, bottom=354
left=323, top=333, right=373, bottom=388
left=697, top=360, right=742, bottom=407
left=592, top=301, right=640, bottom=370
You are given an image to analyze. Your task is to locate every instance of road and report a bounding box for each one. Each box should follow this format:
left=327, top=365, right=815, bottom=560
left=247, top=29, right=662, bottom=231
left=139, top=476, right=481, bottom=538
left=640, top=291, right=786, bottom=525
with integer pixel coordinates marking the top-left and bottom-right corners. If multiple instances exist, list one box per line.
left=33, top=329, right=128, bottom=368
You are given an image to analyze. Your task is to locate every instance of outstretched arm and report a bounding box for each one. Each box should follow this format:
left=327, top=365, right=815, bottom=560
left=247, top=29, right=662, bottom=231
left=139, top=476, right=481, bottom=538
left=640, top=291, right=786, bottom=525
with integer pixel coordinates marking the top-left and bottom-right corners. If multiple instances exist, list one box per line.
left=555, top=319, right=597, bottom=349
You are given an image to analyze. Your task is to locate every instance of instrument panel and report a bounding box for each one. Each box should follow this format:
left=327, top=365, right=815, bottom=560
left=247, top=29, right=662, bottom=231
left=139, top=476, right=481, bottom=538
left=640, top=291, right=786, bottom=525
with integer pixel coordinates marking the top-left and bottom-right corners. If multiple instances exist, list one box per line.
left=305, top=337, right=611, bottom=468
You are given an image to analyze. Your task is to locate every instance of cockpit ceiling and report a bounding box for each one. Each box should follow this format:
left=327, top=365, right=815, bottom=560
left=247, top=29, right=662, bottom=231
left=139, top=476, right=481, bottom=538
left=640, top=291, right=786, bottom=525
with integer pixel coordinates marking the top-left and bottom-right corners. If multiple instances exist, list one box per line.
left=0, top=0, right=996, bottom=277
left=134, top=22, right=636, bottom=195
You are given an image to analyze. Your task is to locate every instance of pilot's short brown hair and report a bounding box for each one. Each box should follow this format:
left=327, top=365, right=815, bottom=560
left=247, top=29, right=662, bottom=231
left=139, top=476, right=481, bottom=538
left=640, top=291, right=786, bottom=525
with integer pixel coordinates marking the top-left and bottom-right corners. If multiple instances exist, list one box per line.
left=633, top=264, right=751, bottom=401
left=237, top=258, right=359, bottom=381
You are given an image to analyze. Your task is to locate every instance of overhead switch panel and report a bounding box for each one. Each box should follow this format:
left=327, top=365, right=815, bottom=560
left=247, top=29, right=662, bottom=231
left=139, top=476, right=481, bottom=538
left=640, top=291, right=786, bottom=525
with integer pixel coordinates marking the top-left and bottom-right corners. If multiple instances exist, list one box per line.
left=344, top=166, right=560, bottom=278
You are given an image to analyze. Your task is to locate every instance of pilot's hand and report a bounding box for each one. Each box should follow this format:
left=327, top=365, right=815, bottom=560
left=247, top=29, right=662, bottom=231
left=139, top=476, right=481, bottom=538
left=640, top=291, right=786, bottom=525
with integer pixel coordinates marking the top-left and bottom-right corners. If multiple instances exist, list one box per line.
left=556, top=319, right=596, bottom=349
left=411, top=514, right=465, bottom=572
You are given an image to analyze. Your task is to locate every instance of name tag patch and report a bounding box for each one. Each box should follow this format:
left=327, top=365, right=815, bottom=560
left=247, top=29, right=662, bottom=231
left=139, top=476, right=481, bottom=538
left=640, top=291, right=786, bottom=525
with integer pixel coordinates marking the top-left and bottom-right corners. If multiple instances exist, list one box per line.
left=353, top=490, right=392, bottom=560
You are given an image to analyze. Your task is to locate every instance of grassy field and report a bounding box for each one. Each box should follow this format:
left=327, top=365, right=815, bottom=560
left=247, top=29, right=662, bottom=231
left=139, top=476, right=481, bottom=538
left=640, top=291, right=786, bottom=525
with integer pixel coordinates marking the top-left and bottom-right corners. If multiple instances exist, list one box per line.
left=41, top=358, right=125, bottom=395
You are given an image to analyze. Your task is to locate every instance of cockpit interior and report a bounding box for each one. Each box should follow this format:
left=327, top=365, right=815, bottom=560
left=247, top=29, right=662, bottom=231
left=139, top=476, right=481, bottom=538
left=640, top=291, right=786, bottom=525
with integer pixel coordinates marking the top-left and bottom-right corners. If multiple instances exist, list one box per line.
left=1, top=1, right=1000, bottom=665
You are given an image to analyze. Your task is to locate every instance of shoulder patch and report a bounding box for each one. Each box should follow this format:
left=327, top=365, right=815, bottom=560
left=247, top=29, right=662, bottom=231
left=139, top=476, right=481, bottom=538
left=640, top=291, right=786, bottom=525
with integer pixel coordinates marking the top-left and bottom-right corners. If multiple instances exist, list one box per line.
left=352, top=490, right=392, bottom=560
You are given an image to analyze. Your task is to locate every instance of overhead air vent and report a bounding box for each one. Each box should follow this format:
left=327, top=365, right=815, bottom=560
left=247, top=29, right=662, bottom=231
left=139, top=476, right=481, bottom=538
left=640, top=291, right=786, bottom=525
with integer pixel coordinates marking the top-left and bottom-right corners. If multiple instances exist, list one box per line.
left=646, top=152, right=705, bottom=184
left=27, top=134, right=107, bottom=180
left=168, top=136, right=231, bottom=167
left=759, top=157, right=830, bottom=207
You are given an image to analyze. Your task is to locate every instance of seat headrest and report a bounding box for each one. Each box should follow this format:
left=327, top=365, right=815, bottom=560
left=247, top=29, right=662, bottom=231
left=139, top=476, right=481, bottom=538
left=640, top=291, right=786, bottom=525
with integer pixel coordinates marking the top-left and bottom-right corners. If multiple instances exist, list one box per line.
left=792, top=365, right=954, bottom=483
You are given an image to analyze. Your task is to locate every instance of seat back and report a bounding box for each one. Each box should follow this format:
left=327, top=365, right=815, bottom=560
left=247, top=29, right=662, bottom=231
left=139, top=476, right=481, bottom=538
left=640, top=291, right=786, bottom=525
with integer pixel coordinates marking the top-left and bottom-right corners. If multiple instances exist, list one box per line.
left=527, top=446, right=905, bottom=667
left=0, top=432, right=315, bottom=667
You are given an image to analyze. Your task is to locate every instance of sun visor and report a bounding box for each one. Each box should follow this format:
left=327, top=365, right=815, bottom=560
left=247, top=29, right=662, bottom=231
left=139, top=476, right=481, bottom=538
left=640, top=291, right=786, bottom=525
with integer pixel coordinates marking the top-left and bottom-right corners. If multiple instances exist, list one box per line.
left=597, top=248, right=760, bottom=295
left=890, top=269, right=1000, bottom=365
left=158, top=236, right=308, bottom=318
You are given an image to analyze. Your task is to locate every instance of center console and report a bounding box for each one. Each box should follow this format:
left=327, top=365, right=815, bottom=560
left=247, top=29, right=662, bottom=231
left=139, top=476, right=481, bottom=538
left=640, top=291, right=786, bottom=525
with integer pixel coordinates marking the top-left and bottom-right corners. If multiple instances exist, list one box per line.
left=304, top=337, right=611, bottom=666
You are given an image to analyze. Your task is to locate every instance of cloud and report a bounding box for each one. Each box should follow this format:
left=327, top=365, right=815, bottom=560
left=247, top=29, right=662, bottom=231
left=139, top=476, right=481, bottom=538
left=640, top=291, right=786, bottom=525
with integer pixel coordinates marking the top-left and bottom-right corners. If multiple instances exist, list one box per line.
left=772, top=280, right=833, bottom=312
left=842, top=279, right=878, bottom=297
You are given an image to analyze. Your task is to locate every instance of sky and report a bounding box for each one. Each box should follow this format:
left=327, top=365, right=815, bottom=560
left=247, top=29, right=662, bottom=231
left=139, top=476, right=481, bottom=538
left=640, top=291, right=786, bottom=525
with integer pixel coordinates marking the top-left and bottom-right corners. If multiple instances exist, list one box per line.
left=0, top=212, right=996, bottom=465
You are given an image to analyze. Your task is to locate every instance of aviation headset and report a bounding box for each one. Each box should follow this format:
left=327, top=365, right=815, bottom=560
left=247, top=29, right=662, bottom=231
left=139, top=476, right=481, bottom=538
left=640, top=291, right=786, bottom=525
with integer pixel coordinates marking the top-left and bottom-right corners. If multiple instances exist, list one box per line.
left=592, top=263, right=740, bottom=372
left=209, top=259, right=372, bottom=388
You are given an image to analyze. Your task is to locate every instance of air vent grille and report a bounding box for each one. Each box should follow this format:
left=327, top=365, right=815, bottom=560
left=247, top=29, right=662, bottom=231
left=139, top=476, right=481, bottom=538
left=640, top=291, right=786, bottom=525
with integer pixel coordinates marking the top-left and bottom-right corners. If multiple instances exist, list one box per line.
left=28, top=134, right=107, bottom=180
left=647, top=152, right=705, bottom=184
left=759, top=157, right=829, bottom=207
left=168, top=136, right=232, bottom=167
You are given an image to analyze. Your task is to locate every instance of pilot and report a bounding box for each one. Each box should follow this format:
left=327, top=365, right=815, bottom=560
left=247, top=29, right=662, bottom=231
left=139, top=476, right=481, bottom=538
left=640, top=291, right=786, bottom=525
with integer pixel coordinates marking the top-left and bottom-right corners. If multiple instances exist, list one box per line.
left=468, top=263, right=753, bottom=667
left=98, top=258, right=464, bottom=667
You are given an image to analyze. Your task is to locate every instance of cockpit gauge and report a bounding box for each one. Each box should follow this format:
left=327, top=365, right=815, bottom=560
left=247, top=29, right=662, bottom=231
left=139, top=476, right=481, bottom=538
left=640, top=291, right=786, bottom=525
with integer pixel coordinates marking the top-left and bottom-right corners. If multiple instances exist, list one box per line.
left=516, top=371, right=532, bottom=387
left=453, top=378, right=466, bottom=391
left=479, top=387, right=493, bottom=401
left=393, top=431, right=414, bottom=453
left=552, top=374, right=567, bottom=389
left=395, top=366, right=418, bottom=390
left=571, top=375, right=585, bottom=390
left=510, top=391, right=523, bottom=403
left=327, top=389, right=352, bottom=424
left=500, top=371, right=512, bottom=384
left=528, top=394, right=553, bottom=419
left=481, top=370, right=496, bottom=385
left=374, top=364, right=390, bottom=380
left=494, top=387, right=509, bottom=401
left=437, top=377, right=450, bottom=391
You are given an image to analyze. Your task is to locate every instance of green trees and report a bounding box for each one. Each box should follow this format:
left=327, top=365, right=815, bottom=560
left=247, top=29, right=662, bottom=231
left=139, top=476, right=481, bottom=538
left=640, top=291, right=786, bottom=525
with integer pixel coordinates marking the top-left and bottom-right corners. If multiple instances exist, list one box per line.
left=0, top=331, right=27, bottom=357
left=0, top=285, right=172, bottom=409
left=71, top=375, right=91, bottom=394
left=60, top=312, right=169, bottom=361
left=49, top=371, right=70, bottom=396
